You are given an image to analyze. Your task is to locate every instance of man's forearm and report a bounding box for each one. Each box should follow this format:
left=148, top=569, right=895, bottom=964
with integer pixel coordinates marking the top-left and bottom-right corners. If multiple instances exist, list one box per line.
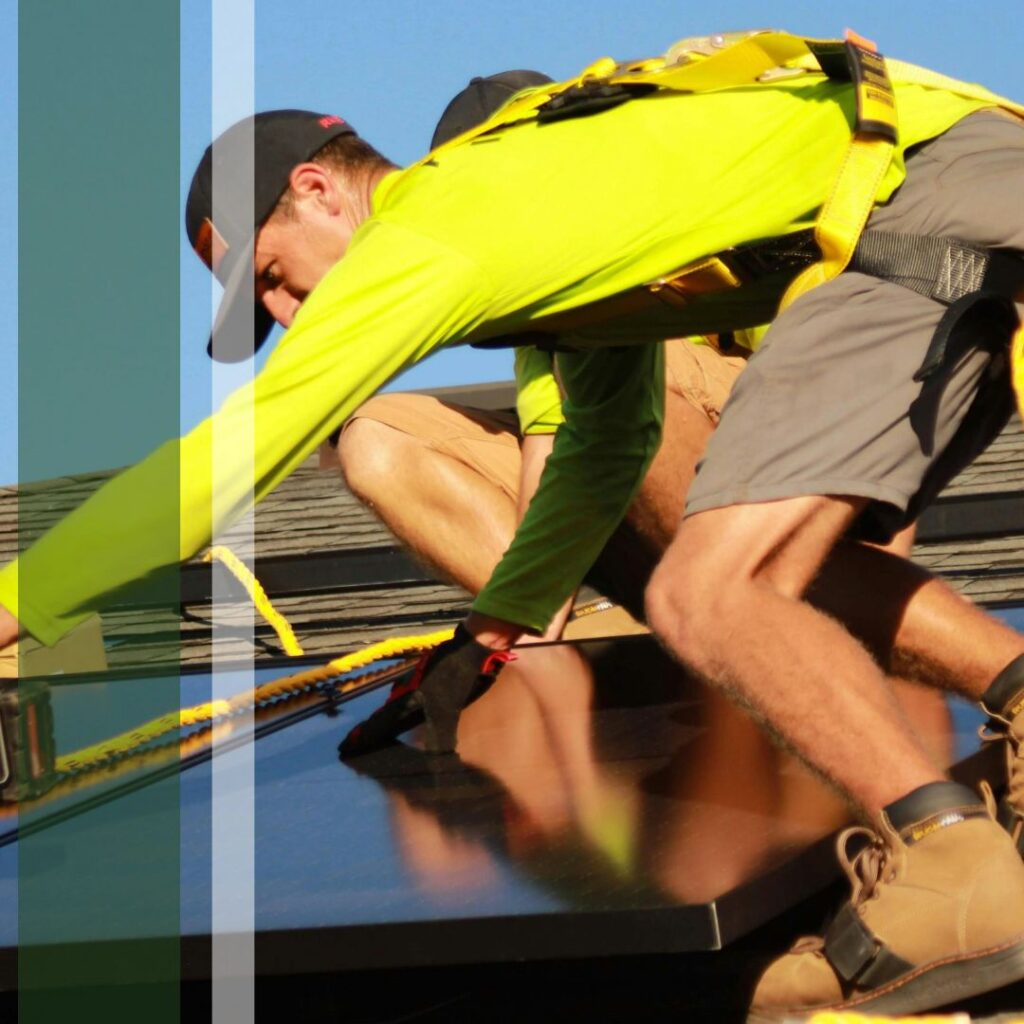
left=465, top=609, right=525, bottom=650
left=470, top=433, right=557, bottom=648
left=4, top=226, right=491, bottom=646
left=516, top=432, right=555, bottom=520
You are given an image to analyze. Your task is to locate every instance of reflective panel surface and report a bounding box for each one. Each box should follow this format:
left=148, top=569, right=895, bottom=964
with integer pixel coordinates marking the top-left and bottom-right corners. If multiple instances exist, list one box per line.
left=0, top=634, right=981, bottom=975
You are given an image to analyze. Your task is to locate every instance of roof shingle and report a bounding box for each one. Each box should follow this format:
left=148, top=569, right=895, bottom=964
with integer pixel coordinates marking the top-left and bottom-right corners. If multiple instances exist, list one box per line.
left=3, top=388, right=1022, bottom=669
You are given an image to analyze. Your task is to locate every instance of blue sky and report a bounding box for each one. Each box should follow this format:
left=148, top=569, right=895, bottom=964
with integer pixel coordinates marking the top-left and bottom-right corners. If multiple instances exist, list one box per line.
left=6, top=0, right=1024, bottom=479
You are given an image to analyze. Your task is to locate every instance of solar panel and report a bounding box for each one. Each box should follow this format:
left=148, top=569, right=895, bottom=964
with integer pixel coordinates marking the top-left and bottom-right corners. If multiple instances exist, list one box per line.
left=0, top=633, right=996, bottom=986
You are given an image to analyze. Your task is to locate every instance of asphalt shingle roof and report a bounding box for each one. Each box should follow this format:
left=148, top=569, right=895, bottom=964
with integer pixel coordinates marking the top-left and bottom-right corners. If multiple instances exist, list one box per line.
left=2, top=387, right=1022, bottom=669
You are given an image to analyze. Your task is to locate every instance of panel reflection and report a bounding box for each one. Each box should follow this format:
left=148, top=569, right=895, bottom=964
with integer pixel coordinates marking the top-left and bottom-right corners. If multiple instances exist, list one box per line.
left=344, top=637, right=956, bottom=911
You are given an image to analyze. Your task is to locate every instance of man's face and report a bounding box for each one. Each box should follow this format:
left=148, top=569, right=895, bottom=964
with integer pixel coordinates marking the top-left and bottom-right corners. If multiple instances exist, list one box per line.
left=253, top=164, right=354, bottom=329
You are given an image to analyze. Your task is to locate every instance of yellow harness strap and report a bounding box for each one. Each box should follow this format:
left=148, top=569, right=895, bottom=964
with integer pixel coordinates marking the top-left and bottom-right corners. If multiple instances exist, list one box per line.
left=422, top=28, right=1024, bottom=409
left=418, top=31, right=829, bottom=169
left=1013, top=325, right=1024, bottom=418
left=776, top=33, right=898, bottom=310
left=417, top=31, right=899, bottom=313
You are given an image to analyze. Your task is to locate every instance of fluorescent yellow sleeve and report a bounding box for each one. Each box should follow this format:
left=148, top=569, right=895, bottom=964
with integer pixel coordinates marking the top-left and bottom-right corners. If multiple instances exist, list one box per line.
left=513, top=346, right=564, bottom=435
left=0, top=223, right=492, bottom=645
left=0, top=65, right=997, bottom=644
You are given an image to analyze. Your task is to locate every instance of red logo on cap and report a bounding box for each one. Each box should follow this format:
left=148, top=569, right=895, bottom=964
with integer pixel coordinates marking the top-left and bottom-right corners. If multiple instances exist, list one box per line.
left=319, top=115, right=345, bottom=129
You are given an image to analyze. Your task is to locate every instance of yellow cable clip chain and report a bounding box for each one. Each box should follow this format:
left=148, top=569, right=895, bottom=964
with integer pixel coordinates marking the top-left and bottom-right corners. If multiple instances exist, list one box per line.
left=54, top=626, right=456, bottom=775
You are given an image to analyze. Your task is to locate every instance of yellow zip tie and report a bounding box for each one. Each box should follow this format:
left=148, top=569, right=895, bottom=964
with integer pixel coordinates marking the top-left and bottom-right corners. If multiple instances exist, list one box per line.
left=54, top=626, right=456, bottom=775
left=204, top=545, right=305, bottom=656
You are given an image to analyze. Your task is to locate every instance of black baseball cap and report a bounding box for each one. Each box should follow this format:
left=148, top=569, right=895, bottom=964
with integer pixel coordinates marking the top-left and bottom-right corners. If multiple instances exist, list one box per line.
left=186, top=109, right=356, bottom=362
left=430, top=70, right=553, bottom=150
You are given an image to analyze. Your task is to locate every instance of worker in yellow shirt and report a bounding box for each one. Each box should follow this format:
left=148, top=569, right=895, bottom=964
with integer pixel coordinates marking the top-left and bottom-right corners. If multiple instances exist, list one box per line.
left=337, top=72, right=933, bottom=669
left=4, top=30, right=1024, bottom=1018
left=335, top=72, right=755, bottom=635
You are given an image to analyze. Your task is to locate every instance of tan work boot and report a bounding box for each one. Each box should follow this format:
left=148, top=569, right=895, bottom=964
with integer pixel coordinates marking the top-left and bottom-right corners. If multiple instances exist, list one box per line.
left=980, top=654, right=1024, bottom=851
left=748, top=781, right=1024, bottom=1023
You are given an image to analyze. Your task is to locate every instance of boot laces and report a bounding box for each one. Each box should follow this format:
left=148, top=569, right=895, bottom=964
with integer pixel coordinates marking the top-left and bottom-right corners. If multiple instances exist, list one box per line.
left=837, top=825, right=901, bottom=905
left=785, top=825, right=900, bottom=957
left=979, top=716, right=1015, bottom=767
left=980, top=715, right=1024, bottom=831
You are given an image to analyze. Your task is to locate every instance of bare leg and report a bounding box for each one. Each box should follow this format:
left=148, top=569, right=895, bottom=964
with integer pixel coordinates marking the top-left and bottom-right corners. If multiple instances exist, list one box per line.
left=338, top=415, right=517, bottom=595
left=646, top=496, right=944, bottom=818
left=338, top=389, right=711, bottom=614
left=583, top=390, right=713, bottom=617
left=846, top=525, right=951, bottom=764
left=808, top=531, right=1024, bottom=699
left=626, top=389, right=712, bottom=550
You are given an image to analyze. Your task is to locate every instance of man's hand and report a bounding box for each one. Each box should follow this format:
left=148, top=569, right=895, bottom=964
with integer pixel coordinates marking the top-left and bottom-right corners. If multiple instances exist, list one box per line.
left=339, top=622, right=517, bottom=758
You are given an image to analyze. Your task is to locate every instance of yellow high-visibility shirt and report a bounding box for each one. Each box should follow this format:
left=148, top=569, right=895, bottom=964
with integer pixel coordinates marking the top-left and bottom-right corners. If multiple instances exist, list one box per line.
left=0, top=67, right=1001, bottom=642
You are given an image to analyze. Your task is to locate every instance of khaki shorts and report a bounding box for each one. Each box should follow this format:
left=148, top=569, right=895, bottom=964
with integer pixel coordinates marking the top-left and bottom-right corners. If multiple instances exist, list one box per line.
left=686, top=112, right=1023, bottom=541
left=342, top=339, right=746, bottom=502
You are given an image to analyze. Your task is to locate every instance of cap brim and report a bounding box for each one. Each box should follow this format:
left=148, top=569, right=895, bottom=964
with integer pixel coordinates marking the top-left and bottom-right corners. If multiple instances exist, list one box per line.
left=206, top=234, right=276, bottom=363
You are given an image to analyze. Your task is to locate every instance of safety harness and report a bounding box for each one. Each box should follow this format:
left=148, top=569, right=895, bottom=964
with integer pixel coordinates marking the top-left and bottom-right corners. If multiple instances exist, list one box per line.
left=424, top=29, right=1024, bottom=410
left=850, top=232, right=1024, bottom=387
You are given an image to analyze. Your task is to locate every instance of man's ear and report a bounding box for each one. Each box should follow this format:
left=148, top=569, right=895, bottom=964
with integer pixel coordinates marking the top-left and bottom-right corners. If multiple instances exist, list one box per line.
left=287, top=163, right=342, bottom=214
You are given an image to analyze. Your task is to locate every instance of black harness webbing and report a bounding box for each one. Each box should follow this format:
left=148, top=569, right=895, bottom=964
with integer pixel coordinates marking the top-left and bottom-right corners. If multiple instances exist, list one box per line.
left=469, top=231, right=1024, bottom=368
left=850, top=231, right=1024, bottom=380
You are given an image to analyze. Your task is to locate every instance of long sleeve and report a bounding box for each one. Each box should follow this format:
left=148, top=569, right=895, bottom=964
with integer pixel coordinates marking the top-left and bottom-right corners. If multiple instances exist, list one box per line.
left=473, top=342, right=664, bottom=632
left=2, top=71, right=990, bottom=645
left=0, top=223, right=492, bottom=645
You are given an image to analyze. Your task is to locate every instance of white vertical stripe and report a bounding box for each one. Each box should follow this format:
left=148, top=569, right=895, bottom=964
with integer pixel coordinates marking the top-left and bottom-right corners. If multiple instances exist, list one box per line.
left=211, top=0, right=255, bottom=1020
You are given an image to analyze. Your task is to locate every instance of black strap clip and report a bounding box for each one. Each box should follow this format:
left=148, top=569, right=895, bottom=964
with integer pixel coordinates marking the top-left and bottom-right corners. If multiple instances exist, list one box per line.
left=914, top=291, right=1018, bottom=383
left=536, top=80, right=656, bottom=124
left=823, top=902, right=914, bottom=989
left=849, top=231, right=1024, bottom=381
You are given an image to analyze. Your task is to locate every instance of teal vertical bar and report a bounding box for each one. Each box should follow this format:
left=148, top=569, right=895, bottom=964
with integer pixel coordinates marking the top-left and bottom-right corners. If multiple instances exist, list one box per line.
left=18, top=2, right=181, bottom=1022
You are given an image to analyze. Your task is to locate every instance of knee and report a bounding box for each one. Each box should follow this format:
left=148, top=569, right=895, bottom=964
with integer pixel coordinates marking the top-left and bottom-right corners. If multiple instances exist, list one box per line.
left=645, top=548, right=730, bottom=670
left=644, top=568, right=683, bottom=647
left=337, top=417, right=414, bottom=505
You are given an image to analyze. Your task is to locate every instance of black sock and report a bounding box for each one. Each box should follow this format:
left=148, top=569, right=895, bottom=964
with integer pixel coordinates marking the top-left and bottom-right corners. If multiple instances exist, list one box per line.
left=884, top=780, right=982, bottom=832
left=980, top=654, right=1024, bottom=715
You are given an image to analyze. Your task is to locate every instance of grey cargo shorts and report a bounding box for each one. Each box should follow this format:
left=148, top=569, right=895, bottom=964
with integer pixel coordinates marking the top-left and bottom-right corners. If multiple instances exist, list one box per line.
left=686, top=111, right=1024, bottom=542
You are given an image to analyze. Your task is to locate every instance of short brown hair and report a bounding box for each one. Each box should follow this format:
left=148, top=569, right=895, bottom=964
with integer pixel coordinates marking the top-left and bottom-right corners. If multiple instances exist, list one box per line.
left=275, top=134, right=396, bottom=216
left=311, top=133, right=394, bottom=175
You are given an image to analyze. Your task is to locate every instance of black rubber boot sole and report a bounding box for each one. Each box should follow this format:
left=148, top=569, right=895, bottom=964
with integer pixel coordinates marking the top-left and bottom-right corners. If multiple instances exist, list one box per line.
left=747, top=932, right=1024, bottom=1023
